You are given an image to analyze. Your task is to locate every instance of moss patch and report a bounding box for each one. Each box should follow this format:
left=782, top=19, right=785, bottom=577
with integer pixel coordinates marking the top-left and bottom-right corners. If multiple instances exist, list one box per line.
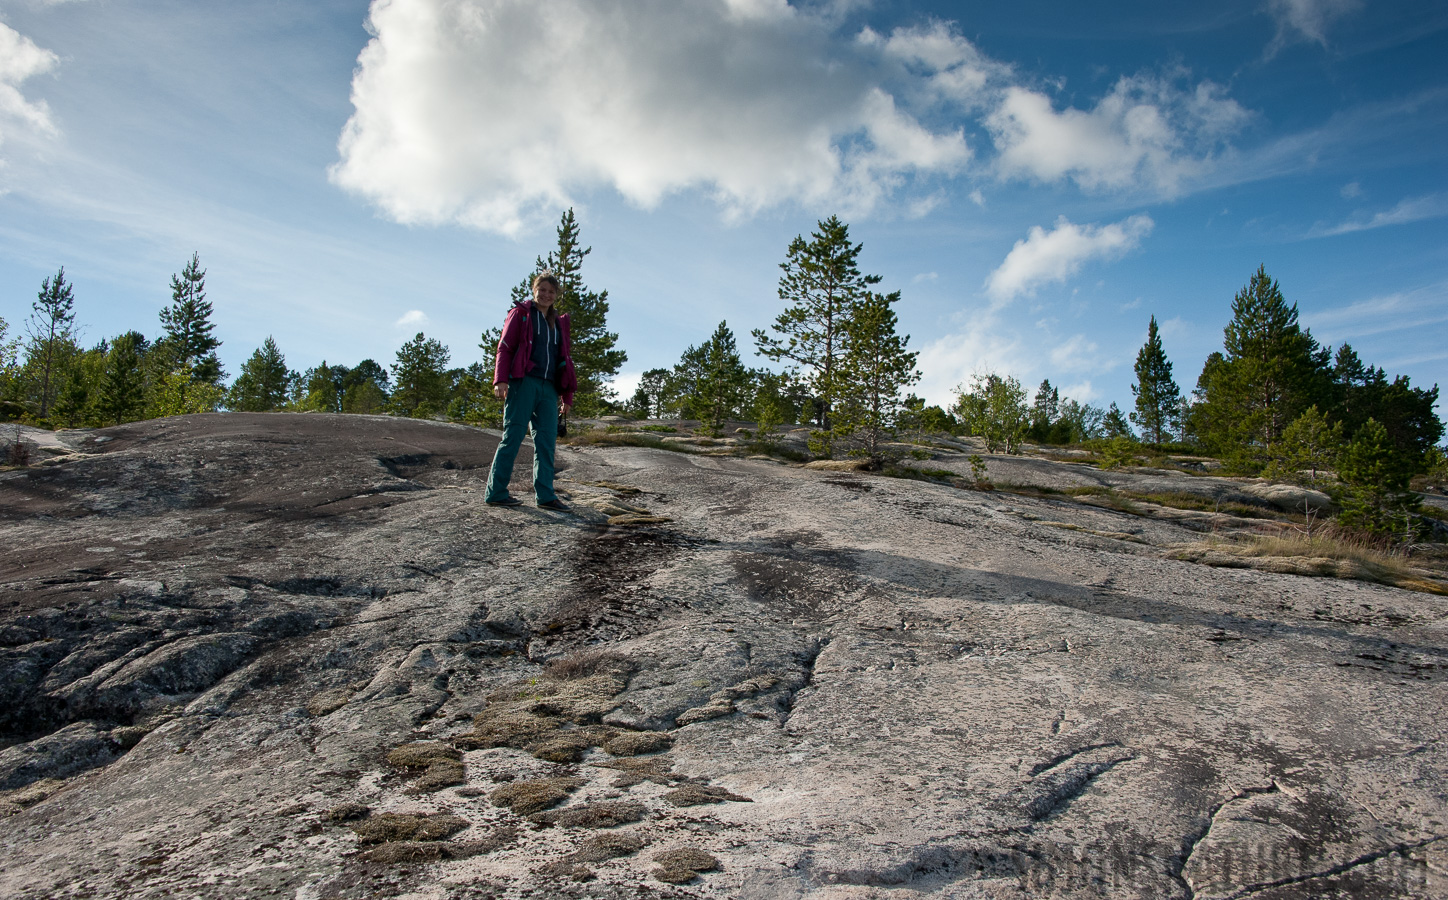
left=575, top=832, right=646, bottom=862
left=387, top=741, right=462, bottom=769
left=662, top=783, right=751, bottom=806
left=411, top=758, right=466, bottom=793
left=326, top=803, right=371, bottom=823
left=601, top=731, right=672, bottom=757
left=490, top=777, right=585, bottom=816
left=529, top=801, right=646, bottom=829
left=350, top=812, right=469, bottom=844
left=361, top=828, right=517, bottom=865
left=594, top=756, right=678, bottom=788
left=651, top=847, right=720, bottom=884
left=306, top=688, right=352, bottom=717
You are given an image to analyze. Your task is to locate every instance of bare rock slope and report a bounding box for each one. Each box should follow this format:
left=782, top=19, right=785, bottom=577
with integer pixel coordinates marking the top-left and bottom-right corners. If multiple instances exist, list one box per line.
left=0, top=413, right=1444, bottom=899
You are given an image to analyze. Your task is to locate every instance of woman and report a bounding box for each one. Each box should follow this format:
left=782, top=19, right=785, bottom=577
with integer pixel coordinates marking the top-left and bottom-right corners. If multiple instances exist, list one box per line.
left=485, top=272, right=577, bottom=509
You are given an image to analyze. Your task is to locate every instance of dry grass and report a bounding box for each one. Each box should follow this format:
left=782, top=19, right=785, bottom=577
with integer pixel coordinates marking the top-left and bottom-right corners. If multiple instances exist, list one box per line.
left=1169, top=532, right=1448, bottom=595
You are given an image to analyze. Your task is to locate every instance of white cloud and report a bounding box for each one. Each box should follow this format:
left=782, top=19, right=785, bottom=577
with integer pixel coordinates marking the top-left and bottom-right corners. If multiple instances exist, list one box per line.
left=395, top=310, right=429, bottom=328
left=912, top=271, right=938, bottom=284
left=611, top=371, right=643, bottom=404
left=1314, top=193, right=1448, bottom=237
left=1049, top=334, right=1104, bottom=372
left=987, top=72, right=1249, bottom=195
left=1339, top=181, right=1362, bottom=198
left=915, top=310, right=1030, bottom=407
left=0, top=22, right=59, bottom=158
left=1303, top=283, right=1448, bottom=342
left=1266, top=0, right=1360, bottom=51
left=332, top=1, right=981, bottom=235
left=984, top=214, right=1154, bottom=305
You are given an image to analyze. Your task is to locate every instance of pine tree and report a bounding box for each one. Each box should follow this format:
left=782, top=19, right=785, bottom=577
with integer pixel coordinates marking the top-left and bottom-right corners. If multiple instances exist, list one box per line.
left=28, top=267, right=77, bottom=417
left=1337, top=418, right=1420, bottom=539
left=1189, top=266, right=1329, bottom=460
left=511, top=210, right=626, bottom=414
left=753, top=216, right=881, bottom=435
left=630, top=368, right=671, bottom=419
left=1262, top=405, right=1341, bottom=486
left=832, top=291, right=919, bottom=458
left=670, top=322, right=751, bottom=435
left=96, top=332, right=148, bottom=425
left=228, top=337, right=292, bottom=411
left=390, top=333, right=451, bottom=417
left=1102, top=402, right=1134, bottom=439
left=1130, top=315, right=1181, bottom=444
left=160, top=252, right=223, bottom=384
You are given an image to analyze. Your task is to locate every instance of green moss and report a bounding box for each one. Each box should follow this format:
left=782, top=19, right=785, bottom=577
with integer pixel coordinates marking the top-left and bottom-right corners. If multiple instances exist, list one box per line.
left=651, top=848, right=720, bottom=884
left=527, top=725, right=617, bottom=763
left=575, top=832, right=646, bottom=862
left=594, top=756, right=677, bottom=788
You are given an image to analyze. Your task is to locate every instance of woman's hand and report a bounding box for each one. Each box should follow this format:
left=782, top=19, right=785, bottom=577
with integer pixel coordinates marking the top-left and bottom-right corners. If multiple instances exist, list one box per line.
left=560, top=402, right=571, bottom=415
left=493, top=383, right=509, bottom=400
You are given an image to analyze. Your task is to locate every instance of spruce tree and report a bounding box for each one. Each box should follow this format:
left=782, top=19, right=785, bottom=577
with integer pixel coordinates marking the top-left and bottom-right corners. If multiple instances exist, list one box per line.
left=753, top=216, right=881, bottom=435
left=511, top=210, right=626, bottom=414
left=28, top=267, right=77, bottom=417
left=160, top=253, right=223, bottom=384
left=1337, top=418, right=1420, bottom=539
left=228, top=337, right=292, bottom=411
left=1130, top=315, right=1181, bottom=444
left=832, top=291, right=919, bottom=458
left=679, top=322, right=751, bottom=436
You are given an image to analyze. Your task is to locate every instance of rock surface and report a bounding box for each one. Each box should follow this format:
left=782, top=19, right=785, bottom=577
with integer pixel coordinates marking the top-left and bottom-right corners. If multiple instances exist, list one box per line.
left=0, top=412, right=1444, bottom=898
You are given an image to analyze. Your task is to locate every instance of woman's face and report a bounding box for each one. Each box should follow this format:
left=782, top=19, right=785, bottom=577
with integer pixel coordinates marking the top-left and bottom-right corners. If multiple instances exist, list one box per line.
left=533, top=280, right=558, bottom=310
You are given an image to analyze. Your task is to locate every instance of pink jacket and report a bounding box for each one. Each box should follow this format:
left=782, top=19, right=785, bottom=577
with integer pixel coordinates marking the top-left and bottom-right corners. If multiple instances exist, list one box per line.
left=493, top=300, right=578, bottom=406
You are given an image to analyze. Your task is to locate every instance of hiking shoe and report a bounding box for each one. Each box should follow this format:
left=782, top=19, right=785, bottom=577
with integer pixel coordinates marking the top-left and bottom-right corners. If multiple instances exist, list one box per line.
left=486, top=496, right=523, bottom=507
left=537, top=499, right=570, bottom=512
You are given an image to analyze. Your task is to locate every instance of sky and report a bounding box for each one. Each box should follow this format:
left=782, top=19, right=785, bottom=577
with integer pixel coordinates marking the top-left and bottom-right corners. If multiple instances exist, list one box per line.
left=1, top=0, right=1445, bottom=416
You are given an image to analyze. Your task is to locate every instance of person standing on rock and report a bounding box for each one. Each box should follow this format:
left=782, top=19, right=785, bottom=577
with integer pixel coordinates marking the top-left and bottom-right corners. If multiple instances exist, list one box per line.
left=485, top=272, right=576, bottom=510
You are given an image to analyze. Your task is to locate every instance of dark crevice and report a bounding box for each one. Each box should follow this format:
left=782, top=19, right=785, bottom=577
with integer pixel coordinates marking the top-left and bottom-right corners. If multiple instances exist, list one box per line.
left=1172, top=783, right=1280, bottom=899
left=1028, top=741, right=1124, bottom=777
left=1219, top=834, right=1444, bottom=900
left=779, top=636, right=828, bottom=727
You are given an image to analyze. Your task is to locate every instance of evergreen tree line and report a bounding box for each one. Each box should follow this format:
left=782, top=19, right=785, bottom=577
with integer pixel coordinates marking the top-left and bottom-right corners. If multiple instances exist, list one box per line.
left=3, top=215, right=1442, bottom=538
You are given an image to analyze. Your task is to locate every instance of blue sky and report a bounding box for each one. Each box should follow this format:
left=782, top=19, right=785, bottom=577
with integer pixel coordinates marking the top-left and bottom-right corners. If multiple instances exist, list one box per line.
left=1, top=0, right=1444, bottom=415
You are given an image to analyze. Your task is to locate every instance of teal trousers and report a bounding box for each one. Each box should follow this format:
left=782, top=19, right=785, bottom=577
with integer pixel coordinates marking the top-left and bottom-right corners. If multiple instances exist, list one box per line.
left=485, top=376, right=559, bottom=503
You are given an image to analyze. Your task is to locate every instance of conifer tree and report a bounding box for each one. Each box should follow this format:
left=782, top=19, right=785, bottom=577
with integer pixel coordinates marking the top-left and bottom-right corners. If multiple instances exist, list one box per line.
left=228, top=337, right=292, bottom=411
left=1130, top=315, right=1181, bottom=444
left=160, top=253, right=223, bottom=384
left=97, top=332, right=148, bottom=425
left=832, top=291, right=919, bottom=458
left=389, top=333, right=451, bottom=417
left=1189, top=266, right=1328, bottom=460
left=511, top=210, right=626, bottom=414
left=1102, top=402, right=1134, bottom=439
left=1337, top=418, right=1420, bottom=539
left=28, top=267, right=77, bottom=417
left=753, top=216, right=881, bottom=434
left=670, top=322, right=751, bottom=435
left=1262, top=405, right=1341, bottom=486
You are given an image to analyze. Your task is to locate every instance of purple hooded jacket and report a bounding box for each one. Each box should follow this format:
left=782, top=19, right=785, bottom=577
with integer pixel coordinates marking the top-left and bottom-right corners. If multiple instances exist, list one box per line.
left=493, top=300, right=577, bottom=406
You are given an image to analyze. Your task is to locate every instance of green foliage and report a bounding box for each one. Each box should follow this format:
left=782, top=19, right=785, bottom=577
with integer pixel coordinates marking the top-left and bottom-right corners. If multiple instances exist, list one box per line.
left=389, top=332, right=451, bottom=417
left=1130, top=316, right=1181, bottom=444
left=1330, top=343, right=1442, bottom=469
left=27, top=267, right=78, bottom=418
left=669, top=322, right=751, bottom=435
left=0, top=316, right=21, bottom=411
left=96, top=332, right=147, bottom=425
left=1336, top=418, right=1422, bottom=540
left=1102, top=402, right=1133, bottom=439
left=952, top=373, right=1029, bottom=454
left=160, top=253, right=223, bottom=385
left=968, top=454, right=988, bottom=485
left=625, top=368, right=671, bottom=419
left=1261, top=405, right=1341, bottom=486
left=445, top=362, right=502, bottom=427
left=753, top=216, right=880, bottom=431
left=50, top=343, right=105, bottom=427
left=228, top=337, right=293, bottom=412
left=830, top=290, right=919, bottom=458
left=1189, top=266, right=1329, bottom=457
left=149, top=362, right=225, bottom=417
left=513, top=210, right=626, bottom=415
left=1097, top=435, right=1141, bottom=470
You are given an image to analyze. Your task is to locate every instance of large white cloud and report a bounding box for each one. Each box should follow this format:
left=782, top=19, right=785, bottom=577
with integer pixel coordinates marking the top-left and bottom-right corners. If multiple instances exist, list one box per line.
left=987, top=72, right=1249, bottom=194
left=331, top=0, right=985, bottom=235
left=985, top=214, right=1154, bottom=305
left=0, top=21, right=59, bottom=158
